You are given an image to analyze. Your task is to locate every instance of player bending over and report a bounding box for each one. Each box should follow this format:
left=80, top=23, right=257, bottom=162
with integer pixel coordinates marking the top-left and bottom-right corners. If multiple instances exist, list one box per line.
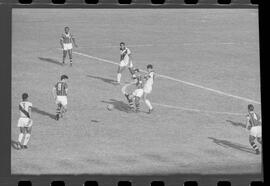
left=17, top=93, right=33, bottom=149
left=60, top=26, right=78, bottom=66
left=117, top=42, right=137, bottom=84
left=53, top=75, right=69, bottom=120
left=143, top=64, right=155, bottom=114
left=246, top=104, right=262, bottom=154
left=124, top=75, right=144, bottom=112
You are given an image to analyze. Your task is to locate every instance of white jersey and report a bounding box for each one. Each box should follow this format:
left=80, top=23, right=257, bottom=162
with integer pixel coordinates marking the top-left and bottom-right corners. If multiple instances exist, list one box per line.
left=120, top=47, right=131, bottom=61
left=19, top=101, right=32, bottom=118
left=145, top=71, right=154, bottom=87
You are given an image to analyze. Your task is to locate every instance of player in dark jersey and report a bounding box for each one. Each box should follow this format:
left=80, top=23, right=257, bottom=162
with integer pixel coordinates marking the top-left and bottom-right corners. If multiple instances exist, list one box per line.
left=246, top=104, right=262, bottom=154
left=53, top=75, right=69, bottom=120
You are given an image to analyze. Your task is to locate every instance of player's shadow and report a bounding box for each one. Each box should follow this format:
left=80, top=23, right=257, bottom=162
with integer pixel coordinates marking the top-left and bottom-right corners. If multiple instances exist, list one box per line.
left=32, top=107, right=56, bottom=120
left=11, top=140, right=20, bottom=150
left=101, top=99, right=130, bottom=113
left=226, top=120, right=246, bottom=128
left=208, top=137, right=255, bottom=154
left=38, top=57, right=62, bottom=66
left=86, top=74, right=117, bottom=85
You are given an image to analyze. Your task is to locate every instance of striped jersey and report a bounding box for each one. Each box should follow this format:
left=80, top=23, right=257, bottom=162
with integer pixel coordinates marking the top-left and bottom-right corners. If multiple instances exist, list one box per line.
left=247, top=112, right=261, bottom=127
left=120, top=47, right=131, bottom=61
left=55, top=81, right=68, bottom=96
left=19, top=101, right=32, bottom=118
left=61, top=32, right=73, bottom=44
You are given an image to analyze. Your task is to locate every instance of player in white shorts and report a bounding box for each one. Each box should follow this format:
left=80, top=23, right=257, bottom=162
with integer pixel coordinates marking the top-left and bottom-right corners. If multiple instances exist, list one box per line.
left=246, top=104, right=262, bottom=154
left=117, top=42, right=137, bottom=84
left=143, top=64, right=155, bottom=114
left=53, top=75, right=69, bottom=120
left=60, top=26, right=78, bottom=66
left=123, top=74, right=144, bottom=112
left=17, top=93, right=33, bottom=149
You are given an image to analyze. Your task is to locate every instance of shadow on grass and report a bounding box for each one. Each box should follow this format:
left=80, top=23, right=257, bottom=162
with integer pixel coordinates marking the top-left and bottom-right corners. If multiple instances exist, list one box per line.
left=226, top=120, right=246, bottom=128
left=101, top=99, right=130, bottom=113
left=11, top=140, right=20, bottom=150
left=86, top=74, right=117, bottom=85
left=38, top=57, right=62, bottom=66
left=208, top=137, right=255, bottom=154
left=32, top=107, right=56, bottom=120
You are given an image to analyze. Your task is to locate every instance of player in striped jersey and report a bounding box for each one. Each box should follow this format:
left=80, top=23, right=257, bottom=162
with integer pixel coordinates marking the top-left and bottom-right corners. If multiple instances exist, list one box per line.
left=117, top=42, right=137, bottom=84
left=53, top=75, right=69, bottom=120
left=17, top=93, right=33, bottom=149
left=246, top=104, right=262, bottom=154
left=60, top=26, right=78, bottom=66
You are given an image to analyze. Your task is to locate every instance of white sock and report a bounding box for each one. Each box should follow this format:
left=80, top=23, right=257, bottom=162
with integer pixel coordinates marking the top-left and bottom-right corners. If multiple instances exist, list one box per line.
left=145, top=99, right=153, bottom=110
left=18, top=133, right=24, bottom=143
left=23, top=133, right=31, bottom=146
left=117, top=73, right=121, bottom=83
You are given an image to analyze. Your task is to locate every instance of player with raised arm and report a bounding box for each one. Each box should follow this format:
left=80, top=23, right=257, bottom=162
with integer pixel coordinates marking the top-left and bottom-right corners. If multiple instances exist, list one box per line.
left=246, top=104, right=262, bottom=154
left=143, top=64, right=155, bottom=114
left=60, top=26, right=78, bottom=66
left=53, top=75, right=69, bottom=120
left=117, top=42, right=137, bottom=84
left=17, top=93, right=33, bottom=149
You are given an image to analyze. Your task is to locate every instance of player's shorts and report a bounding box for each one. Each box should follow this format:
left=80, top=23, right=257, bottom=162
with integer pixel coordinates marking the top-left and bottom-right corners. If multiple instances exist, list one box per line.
left=119, top=58, right=133, bottom=68
left=17, top=117, right=33, bottom=128
left=250, top=126, right=262, bottom=138
left=56, top=96, right=67, bottom=106
left=63, top=43, right=73, bottom=51
left=143, top=84, right=152, bottom=94
left=132, top=89, right=144, bottom=98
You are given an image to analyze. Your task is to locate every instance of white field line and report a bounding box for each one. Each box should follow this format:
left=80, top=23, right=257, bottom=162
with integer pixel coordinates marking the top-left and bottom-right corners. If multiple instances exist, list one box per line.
left=122, top=82, right=244, bottom=116
left=71, top=50, right=261, bottom=105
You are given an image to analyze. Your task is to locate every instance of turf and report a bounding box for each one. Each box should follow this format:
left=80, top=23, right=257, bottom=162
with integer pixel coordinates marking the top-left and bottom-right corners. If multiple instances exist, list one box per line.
left=11, top=9, right=261, bottom=175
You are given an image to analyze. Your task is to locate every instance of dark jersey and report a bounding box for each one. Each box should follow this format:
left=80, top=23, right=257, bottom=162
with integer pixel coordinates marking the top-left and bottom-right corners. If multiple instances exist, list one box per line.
left=55, top=81, right=68, bottom=96
left=247, top=112, right=261, bottom=127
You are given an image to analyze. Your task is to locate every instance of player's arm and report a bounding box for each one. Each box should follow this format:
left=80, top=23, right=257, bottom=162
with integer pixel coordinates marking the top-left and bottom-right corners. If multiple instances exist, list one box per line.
left=60, top=36, right=64, bottom=49
left=52, top=86, right=57, bottom=100
left=28, top=106, right=32, bottom=118
left=246, top=115, right=251, bottom=130
left=71, top=35, right=78, bottom=48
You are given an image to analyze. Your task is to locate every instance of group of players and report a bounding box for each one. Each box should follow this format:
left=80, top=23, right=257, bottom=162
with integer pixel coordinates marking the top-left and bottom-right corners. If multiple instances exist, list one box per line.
left=15, top=26, right=262, bottom=155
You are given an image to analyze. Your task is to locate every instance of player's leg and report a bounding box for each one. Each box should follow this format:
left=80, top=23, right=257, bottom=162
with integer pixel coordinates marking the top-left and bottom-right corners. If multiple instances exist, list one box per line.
left=134, top=96, right=140, bottom=112
left=62, top=50, right=67, bottom=64
left=22, top=126, right=32, bottom=149
left=249, top=135, right=260, bottom=154
left=257, top=137, right=262, bottom=144
left=143, top=93, right=153, bottom=113
left=117, top=65, right=125, bottom=84
left=56, top=103, right=62, bottom=120
left=17, top=126, right=25, bottom=149
left=68, top=49, right=72, bottom=66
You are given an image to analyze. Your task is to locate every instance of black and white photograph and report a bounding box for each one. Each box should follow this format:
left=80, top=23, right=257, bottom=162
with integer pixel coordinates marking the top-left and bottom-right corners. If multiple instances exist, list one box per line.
left=11, top=8, right=261, bottom=175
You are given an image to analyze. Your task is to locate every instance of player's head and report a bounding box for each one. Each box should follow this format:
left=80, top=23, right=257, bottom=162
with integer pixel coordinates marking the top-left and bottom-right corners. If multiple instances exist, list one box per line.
left=120, top=42, right=125, bottom=50
left=22, top=93, right=29, bottom=101
left=61, top=74, right=69, bottom=81
left=147, top=64, right=153, bottom=72
left=248, top=104, right=254, bottom=112
left=64, top=26, right=70, bottom=33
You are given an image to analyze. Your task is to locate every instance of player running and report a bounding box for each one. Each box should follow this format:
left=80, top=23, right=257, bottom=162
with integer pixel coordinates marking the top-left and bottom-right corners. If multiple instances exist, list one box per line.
left=60, top=26, right=78, bottom=66
left=17, top=93, right=33, bottom=149
left=117, top=42, right=137, bottom=84
left=143, top=64, right=155, bottom=114
left=246, top=104, right=262, bottom=155
left=53, top=75, right=69, bottom=120
left=124, top=74, right=144, bottom=112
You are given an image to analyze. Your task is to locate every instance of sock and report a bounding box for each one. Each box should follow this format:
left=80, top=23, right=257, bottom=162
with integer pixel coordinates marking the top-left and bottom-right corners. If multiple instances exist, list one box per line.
left=70, top=58, right=72, bottom=63
left=117, top=73, right=121, bottom=83
left=23, top=133, right=31, bottom=146
left=250, top=141, right=259, bottom=151
left=145, top=99, right=153, bottom=110
left=18, top=133, right=24, bottom=143
left=56, top=104, right=61, bottom=114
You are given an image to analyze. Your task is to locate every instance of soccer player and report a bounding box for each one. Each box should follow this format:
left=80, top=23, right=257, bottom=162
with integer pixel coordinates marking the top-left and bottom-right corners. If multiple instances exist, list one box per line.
left=246, top=104, right=262, bottom=154
left=17, top=93, right=33, bottom=149
left=143, top=64, right=155, bottom=114
left=53, top=75, right=69, bottom=120
left=60, top=26, right=78, bottom=66
left=117, top=42, right=137, bottom=84
left=124, top=75, right=144, bottom=112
